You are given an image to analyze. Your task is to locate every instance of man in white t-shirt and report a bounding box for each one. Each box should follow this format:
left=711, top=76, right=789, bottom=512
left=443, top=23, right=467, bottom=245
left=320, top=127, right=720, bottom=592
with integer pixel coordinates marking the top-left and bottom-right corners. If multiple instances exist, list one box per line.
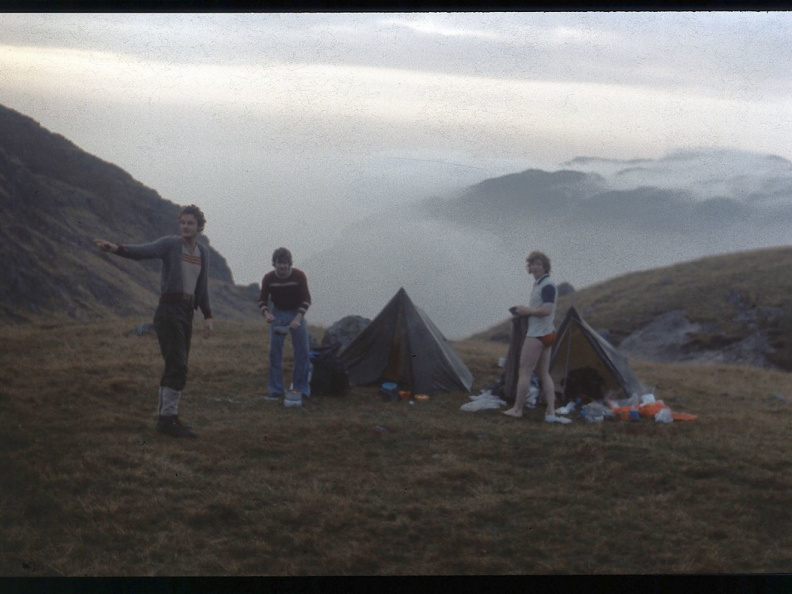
left=503, top=251, right=570, bottom=424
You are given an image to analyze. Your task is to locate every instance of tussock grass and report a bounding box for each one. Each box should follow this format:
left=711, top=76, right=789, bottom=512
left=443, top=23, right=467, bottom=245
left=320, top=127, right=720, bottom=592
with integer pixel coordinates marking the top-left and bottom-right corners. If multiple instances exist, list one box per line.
left=1, top=320, right=791, bottom=575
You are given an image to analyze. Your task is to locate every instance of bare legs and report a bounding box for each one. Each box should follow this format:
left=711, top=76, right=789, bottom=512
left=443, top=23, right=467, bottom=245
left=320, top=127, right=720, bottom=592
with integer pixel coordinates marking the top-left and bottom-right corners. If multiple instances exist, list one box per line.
left=537, top=346, right=555, bottom=416
left=503, top=336, right=555, bottom=418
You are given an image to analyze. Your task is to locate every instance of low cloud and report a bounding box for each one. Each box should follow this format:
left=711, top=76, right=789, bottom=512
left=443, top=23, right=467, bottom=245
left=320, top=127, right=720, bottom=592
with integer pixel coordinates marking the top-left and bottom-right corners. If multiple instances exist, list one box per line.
left=562, top=148, right=792, bottom=202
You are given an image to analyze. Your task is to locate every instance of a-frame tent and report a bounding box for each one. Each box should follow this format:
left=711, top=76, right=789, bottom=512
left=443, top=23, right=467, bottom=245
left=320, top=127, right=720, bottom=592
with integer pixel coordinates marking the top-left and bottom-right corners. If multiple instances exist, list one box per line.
left=550, top=306, right=646, bottom=401
left=338, top=287, right=473, bottom=395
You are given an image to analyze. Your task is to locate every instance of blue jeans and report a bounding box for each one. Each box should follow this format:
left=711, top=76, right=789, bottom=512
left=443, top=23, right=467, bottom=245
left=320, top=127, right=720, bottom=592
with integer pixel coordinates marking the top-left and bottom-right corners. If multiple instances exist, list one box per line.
left=268, top=306, right=311, bottom=396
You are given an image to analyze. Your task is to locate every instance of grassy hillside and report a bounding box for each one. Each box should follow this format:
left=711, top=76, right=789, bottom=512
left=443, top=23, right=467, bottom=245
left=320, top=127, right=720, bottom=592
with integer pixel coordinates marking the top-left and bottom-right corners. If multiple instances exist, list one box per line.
left=473, top=246, right=792, bottom=369
left=2, top=319, right=791, bottom=575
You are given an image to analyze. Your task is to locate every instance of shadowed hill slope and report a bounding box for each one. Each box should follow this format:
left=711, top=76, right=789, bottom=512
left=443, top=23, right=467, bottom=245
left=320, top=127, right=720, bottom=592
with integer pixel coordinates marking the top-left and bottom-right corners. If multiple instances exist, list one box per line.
left=0, top=104, right=259, bottom=323
left=471, top=246, right=792, bottom=370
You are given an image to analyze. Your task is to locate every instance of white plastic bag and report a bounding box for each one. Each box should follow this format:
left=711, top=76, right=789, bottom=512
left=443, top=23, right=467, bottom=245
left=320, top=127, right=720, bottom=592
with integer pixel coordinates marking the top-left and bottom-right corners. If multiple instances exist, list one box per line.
left=640, top=393, right=657, bottom=406
left=582, top=401, right=613, bottom=423
left=654, top=408, right=673, bottom=423
left=460, top=393, right=507, bottom=412
left=526, top=386, right=539, bottom=409
left=611, top=394, right=640, bottom=408
left=555, top=401, right=576, bottom=415
left=470, top=390, right=493, bottom=401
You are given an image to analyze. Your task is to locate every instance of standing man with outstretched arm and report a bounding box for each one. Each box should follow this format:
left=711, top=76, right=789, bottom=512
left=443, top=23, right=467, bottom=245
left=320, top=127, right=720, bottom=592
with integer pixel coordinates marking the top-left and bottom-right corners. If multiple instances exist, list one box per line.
left=94, top=204, right=213, bottom=438
left=258, top=247, right=312, bottom=402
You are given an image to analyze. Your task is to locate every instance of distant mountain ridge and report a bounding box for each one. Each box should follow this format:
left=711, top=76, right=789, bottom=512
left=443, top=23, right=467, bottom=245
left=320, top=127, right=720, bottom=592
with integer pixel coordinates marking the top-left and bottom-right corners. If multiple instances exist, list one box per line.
left=305, top=148, right=792, bottom=339
left=561, top=148, right=792, bottom=205
left=0, top=104, right=258, bottom=323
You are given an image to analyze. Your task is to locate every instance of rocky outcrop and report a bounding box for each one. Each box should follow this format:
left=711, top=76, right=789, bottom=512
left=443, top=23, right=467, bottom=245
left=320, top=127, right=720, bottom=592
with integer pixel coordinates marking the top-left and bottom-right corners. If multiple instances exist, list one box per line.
left=618, top=309, right=782, bottom=370
left=321, top=315, right=371, bottom=350
left=618, top=310, right=707, bottom=362
left=693, top=331, right=778, bottom=369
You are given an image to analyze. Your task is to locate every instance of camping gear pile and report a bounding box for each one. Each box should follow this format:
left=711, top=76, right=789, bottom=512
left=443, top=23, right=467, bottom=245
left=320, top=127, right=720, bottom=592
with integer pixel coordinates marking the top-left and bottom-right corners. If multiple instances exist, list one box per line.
left=499, top=306, right=696, bottom=424
left=575, top=393, right=697, bottom=423
left=379, top=381, right=430, bottom=403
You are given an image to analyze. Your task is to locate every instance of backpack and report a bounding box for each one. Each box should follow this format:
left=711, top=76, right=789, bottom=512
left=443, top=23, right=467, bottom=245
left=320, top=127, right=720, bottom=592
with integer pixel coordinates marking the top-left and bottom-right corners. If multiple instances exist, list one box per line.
left=309, top=343, right=350, bottom=396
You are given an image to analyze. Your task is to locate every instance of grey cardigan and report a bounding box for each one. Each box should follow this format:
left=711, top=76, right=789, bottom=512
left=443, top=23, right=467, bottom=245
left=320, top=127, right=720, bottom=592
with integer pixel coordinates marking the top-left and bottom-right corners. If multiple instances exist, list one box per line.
left=116, top=236, right=212, bottom=319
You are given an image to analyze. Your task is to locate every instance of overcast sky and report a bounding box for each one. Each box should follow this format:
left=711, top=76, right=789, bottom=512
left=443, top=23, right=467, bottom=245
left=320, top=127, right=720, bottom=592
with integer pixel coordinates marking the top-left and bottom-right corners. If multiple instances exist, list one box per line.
left=2, top=12, right=791, bottom=288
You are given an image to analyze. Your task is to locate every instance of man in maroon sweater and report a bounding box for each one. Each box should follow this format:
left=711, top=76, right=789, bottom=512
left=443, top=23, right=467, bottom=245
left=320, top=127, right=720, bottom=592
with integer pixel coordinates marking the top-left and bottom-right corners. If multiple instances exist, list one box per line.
left=258, top=247, right=312, bottom=401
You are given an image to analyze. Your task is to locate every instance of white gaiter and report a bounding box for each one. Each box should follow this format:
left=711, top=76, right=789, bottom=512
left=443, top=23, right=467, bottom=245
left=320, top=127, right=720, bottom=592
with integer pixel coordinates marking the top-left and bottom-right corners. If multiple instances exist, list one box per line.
left=158, top=386, right=181, bottom=416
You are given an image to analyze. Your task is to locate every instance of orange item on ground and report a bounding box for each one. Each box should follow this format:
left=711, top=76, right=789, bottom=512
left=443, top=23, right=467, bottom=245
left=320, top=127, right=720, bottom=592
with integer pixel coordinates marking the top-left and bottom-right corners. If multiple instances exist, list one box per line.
left=671, top=412, right=697, bottom=421
left=398, top=390, right=411, bottom=401
left=610, top=406, right=636, bottom=421
left=638, top=402, right=668, bottom=418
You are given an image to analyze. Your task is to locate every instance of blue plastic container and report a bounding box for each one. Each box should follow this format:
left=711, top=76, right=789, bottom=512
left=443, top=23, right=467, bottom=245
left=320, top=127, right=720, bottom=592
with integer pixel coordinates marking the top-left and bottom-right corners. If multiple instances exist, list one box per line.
left=380, top=382, right=399, bottom=402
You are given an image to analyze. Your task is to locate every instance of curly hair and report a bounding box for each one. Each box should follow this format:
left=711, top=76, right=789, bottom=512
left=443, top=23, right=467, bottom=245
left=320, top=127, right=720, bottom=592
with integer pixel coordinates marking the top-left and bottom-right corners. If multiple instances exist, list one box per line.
left=179, top=204, right=206, bottom=232
left=271, top=247, right=293, bottom=266
left=526, top=251, right=551, bottom=273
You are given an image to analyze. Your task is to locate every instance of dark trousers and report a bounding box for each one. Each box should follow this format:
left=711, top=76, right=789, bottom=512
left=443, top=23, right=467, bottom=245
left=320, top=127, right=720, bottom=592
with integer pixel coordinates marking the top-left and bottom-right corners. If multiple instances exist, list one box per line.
left=153, top=300, right=194, bottom=391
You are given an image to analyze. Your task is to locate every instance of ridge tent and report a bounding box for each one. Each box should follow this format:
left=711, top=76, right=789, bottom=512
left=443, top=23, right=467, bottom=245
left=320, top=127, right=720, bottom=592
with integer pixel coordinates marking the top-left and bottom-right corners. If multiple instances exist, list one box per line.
left=338, top=287, right=473, bottom=395
left=550, top=306, right=646, bottom=401
left=502, top=306, right=645, bottom=402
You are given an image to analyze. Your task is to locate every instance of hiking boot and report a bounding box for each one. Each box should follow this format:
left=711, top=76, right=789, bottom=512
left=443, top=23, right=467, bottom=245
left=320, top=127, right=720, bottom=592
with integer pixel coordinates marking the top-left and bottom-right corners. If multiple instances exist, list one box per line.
left=156, top=415, right=196, bottom=438
left=544, top=414, right=572, bottom=425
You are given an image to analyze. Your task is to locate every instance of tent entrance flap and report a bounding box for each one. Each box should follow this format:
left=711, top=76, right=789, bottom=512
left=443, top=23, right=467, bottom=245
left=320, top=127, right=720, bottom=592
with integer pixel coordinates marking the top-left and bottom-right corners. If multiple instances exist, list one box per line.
left=554, top=325, right=623, bottom=396
left=382, top=310, right=408, bottom=386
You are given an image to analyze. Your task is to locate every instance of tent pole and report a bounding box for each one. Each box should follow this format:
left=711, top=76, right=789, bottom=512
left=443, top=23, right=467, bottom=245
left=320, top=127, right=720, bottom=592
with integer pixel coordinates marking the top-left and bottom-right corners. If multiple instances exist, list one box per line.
left=561, top=325, right=573, bottom=402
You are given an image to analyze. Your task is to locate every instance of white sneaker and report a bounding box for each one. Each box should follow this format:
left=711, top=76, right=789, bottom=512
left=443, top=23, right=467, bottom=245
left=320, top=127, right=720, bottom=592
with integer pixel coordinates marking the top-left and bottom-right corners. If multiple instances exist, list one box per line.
left=545, top=414, right=572, bottom=424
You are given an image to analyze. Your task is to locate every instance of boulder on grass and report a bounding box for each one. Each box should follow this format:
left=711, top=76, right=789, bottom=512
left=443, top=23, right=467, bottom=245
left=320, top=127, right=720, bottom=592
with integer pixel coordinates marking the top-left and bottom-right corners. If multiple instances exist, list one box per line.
left=321, top=315, right=371, bottom=350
